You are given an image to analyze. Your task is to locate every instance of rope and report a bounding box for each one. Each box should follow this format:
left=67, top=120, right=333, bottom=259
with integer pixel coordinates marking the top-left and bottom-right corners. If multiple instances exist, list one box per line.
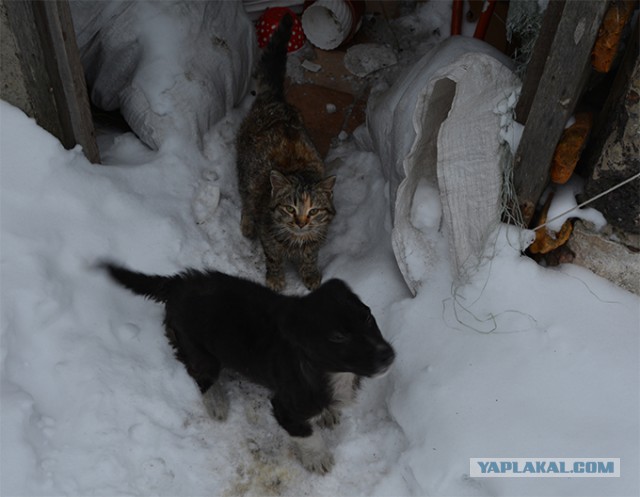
left=533, top=172, right=640, bottom=232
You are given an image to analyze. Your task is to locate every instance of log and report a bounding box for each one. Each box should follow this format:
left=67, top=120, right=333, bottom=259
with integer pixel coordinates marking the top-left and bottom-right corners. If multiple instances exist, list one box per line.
left=549, top=111, right=593, bottom=184
left=591, top=0, right=637, bottom=74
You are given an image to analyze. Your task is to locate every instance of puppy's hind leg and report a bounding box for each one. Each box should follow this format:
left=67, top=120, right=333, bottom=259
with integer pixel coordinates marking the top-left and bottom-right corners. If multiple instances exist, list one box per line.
left=192, top=360, right=229, bottom=422
left=165, top=323, right=230, bottom=420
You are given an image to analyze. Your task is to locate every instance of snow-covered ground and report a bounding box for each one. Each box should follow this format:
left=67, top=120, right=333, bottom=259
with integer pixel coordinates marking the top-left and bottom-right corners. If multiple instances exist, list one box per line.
left=1, top=2, right=639, bottom=494
left=2, top=92, right=638, bottom=496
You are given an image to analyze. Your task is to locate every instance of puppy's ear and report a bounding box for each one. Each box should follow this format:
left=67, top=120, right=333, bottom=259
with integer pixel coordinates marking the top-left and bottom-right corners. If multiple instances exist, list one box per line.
left=314, top=279, right=370, bottom=312
left=312, top=279, right=354, bottom=302
left=317, top=278, right=351, bottom=293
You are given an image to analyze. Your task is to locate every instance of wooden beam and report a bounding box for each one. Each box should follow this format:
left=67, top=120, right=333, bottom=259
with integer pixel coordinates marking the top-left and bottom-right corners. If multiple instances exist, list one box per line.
left=3, top=0, right=99, bottom=163
left=32, top=1, right=100, bottom=163
left=514, top=0, right=566, bottom=124
left=513, top=0, right=608, bottom=224
left=2, top=0, right=62, bottom=140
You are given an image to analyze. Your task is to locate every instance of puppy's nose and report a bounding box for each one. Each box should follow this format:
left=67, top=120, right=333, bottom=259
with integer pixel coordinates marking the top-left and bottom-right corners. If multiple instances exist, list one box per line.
left=372, top=344, right=396, bottom=378
left=378, top=343, right=396, bottom=366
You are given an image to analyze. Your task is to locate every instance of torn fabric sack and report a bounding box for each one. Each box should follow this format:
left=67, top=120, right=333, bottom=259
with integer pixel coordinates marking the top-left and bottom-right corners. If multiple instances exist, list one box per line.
left=366, top=37, right=519, bottom=294
left=70, top=1, right=257, bottom=150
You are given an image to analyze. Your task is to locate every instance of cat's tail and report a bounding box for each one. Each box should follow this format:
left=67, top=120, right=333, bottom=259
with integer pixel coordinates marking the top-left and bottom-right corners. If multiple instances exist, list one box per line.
left=256, top=13, right=293, bottom=100
left=100, top=261, right=176, bottom=303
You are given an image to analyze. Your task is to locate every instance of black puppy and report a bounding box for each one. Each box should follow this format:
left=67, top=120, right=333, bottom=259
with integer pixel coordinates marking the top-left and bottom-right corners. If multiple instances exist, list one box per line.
left=101, top=262, right=395, bottom=473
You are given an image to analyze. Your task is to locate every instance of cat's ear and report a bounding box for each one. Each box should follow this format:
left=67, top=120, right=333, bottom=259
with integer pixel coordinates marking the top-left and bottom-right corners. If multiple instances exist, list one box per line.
left=270, top=170, right=291, bottom=194
left=316, top=175, right=336, bottom=193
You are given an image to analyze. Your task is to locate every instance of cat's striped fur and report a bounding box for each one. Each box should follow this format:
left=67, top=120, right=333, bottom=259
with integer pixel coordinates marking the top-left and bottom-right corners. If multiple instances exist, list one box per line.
left=236, top=14, right=335, bottom=291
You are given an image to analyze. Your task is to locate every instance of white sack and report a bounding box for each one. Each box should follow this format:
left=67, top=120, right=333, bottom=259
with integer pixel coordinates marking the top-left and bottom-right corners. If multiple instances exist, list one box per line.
left=70, top=1, right=257, bottom=150
left=366, top=37, right=519, bottom=293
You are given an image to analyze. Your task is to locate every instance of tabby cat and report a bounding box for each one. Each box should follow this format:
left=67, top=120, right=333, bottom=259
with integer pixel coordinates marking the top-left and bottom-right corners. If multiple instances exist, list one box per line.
left=236, top=14, right=336, bottom=292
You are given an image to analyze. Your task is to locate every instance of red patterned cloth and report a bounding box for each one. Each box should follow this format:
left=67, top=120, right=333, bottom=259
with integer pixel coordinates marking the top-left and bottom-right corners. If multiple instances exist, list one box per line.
left=256, top=7, right=305, bottom=52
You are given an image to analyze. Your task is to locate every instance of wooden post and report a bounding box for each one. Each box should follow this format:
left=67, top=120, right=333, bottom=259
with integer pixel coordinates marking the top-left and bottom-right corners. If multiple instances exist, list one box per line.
left=512, top=0, right=608, bottom=224
left=2, top=0, right=100, bottom=163
left=514, top=0, right=565, bottom=124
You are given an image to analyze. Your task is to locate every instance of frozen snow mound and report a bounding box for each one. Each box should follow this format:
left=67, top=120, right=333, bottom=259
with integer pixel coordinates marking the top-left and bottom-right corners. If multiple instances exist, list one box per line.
left=366, top=37, right=519, bottom=293
left=70, top=1, right=257, bottom=150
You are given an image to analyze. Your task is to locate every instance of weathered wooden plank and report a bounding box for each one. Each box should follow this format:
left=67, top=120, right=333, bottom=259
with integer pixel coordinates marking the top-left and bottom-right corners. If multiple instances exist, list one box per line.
left=32, top=0, right=100, bottom=163
left=3, top=0, right=63, bottom=140
left=3, top=0, right=99, bottom=163
left=1, top=2, right=33, bottom=115
left=513, top=0, right=608, bottom=224
left=514, top=0, right=566, bottom=124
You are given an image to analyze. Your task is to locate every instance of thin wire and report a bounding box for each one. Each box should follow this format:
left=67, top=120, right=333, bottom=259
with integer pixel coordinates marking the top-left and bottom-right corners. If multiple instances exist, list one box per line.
left=533, top=172, right=640, bottom=231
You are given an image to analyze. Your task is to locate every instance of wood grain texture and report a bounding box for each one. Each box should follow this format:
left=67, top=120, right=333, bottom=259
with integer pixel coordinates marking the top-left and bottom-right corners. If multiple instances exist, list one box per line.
left=4, top=0, right=99, bottom=163
left=514, top=0, right=566, bottom=124
left=513, top=0, right=608, bottom=224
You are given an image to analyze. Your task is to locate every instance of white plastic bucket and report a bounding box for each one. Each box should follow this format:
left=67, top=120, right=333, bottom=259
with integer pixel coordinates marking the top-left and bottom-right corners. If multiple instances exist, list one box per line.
left=301, top=0, right=353, bottom=50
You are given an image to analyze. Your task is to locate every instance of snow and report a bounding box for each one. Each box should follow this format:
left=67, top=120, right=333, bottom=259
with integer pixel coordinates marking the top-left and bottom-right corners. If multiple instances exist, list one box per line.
left=70, top=1, right=256, bottom=151
left=1, top=3, right=639, bottom=493
left=2, top=95, right=638, bottom=496
left=411, top=179, right=442, bottom=233
left=540, top=176, right=608, bottom=233
left=344, top=44, right=398, bottom=77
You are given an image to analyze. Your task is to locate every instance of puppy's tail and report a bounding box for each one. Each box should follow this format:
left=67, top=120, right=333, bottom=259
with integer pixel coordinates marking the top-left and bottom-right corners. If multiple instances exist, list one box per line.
left=100, top=262, right=175, bottom=303
left=256, top=13, right=293, bottom=101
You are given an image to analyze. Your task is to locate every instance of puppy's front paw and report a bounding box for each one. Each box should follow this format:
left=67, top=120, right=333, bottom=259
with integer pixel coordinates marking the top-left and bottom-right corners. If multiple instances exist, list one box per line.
left=317, top=407, right=341, bottom=429
left=202, top=383, right=229, bottom=421
left=300, top=448, right=334, bottom=474
left=292, top=432, right=334, bottom=474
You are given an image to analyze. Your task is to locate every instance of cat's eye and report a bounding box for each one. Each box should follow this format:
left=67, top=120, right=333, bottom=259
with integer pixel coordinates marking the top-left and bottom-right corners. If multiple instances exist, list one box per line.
left=308, top=208, right=319, bottom=216
left=284, top=206, right=296, bottom=214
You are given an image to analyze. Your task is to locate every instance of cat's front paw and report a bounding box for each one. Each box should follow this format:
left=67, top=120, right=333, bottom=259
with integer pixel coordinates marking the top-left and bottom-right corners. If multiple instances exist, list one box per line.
left=266, top=272, right=285, bottom=292
left=240, top=213, right=257, bottom=239
left=301, top=271, right=322, bottom=290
